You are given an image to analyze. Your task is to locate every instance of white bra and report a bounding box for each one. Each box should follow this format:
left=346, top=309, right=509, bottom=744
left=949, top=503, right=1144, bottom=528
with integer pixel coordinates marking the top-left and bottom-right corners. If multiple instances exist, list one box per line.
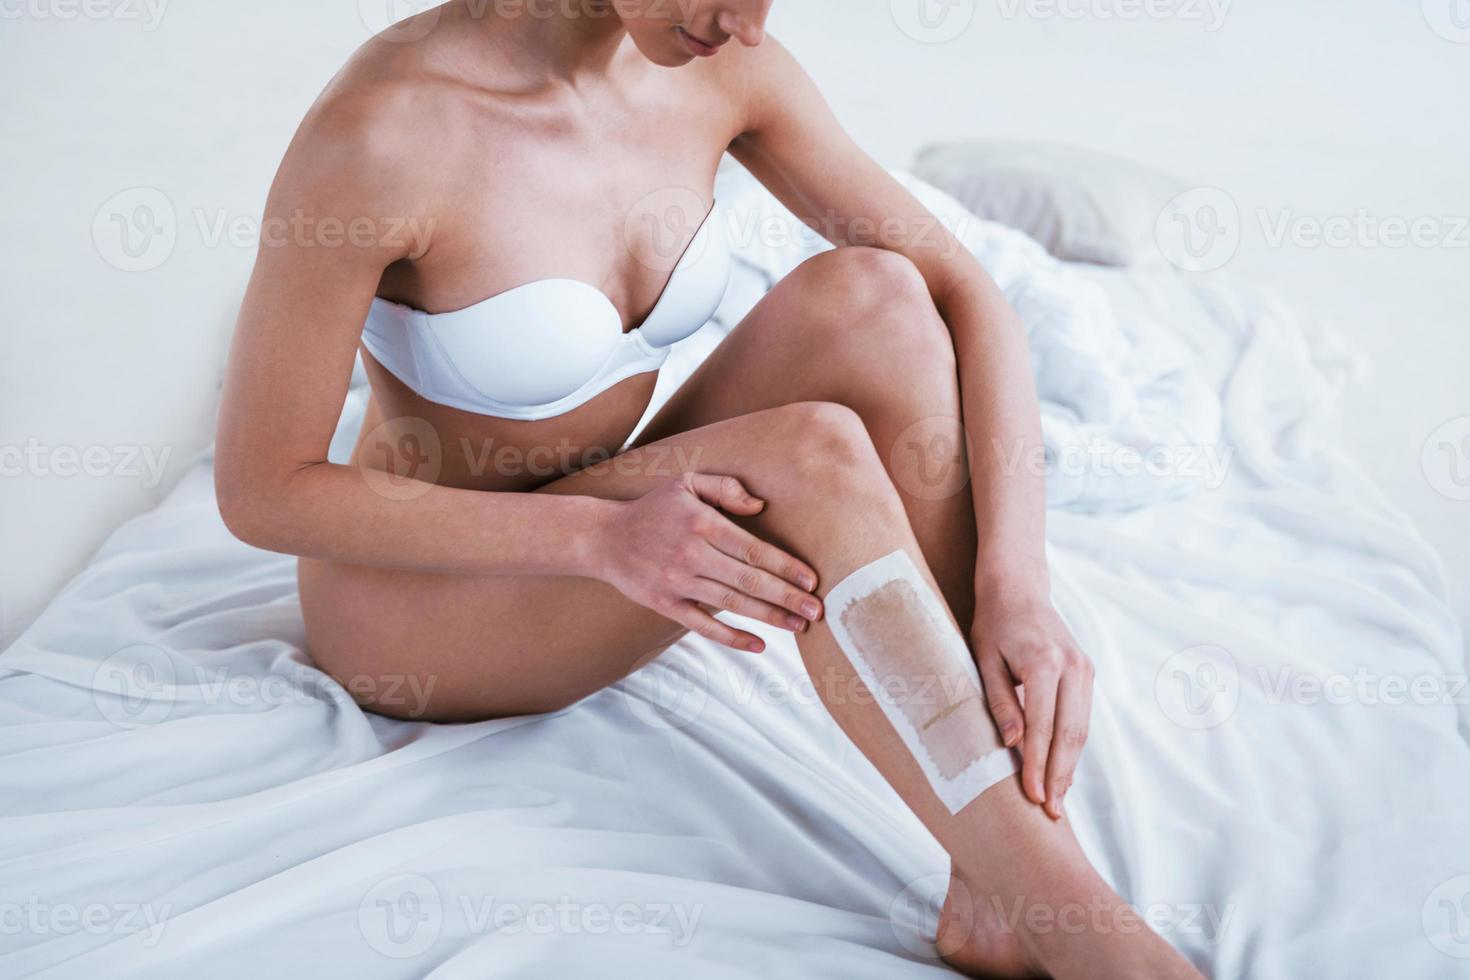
left=360, top=199, right=730, bottom=421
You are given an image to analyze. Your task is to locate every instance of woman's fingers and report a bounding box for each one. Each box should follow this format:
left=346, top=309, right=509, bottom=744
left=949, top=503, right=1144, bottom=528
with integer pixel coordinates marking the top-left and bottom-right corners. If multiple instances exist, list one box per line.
left=655, top=472, right=821, bottom=651
left=1043, top=655, right=1094, bottom=819
left=666, top=598, right=765, bottom=654
left=1018, top=660, right=1060, bottom=811
left=687, top=576, right=809, bottom=635
left=704, top=549, right=822, bottom=624
left=685, top=472, right=767, bottom=518
left=978, top=651, right=1025, bottom=749
left=683, top=472, right=818, bottom=591
left=706, top=515, right=820, bottom=595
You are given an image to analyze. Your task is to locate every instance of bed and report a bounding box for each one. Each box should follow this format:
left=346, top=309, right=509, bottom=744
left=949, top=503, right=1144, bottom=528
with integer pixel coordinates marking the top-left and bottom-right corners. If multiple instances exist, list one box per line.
left=2, top=166, right=1466, bottom=979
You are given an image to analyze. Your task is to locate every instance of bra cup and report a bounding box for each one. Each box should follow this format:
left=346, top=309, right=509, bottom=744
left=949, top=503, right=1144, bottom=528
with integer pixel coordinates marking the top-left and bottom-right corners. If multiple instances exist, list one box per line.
left=425, top=281, right=622, bottom=405
left=638, top=207, right=732, bottom=348
left=359, top=199, right=732, bottom=420
left=426, top=282, right=626, bottom=408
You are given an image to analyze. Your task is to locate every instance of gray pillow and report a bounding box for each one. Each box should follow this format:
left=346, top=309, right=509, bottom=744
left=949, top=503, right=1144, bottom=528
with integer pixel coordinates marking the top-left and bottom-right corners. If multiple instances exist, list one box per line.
left=912, top=140, right=1187, bottom=267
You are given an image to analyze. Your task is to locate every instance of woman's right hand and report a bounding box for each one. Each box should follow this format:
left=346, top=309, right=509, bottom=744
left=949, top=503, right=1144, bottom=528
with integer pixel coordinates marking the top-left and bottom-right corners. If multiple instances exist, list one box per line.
left=592, top=473, right=824, bottom=653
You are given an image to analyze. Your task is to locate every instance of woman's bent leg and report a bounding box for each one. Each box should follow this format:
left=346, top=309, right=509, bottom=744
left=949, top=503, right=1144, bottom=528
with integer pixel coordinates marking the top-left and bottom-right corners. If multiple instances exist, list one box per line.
left=638, top=246, right=982, bottom=627
left=301, top=401, right=1200, bottom=979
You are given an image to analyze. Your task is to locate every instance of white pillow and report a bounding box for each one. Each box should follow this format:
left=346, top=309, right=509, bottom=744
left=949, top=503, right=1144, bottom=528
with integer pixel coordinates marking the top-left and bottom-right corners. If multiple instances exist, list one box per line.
left=911, top=141, right=1186, bottom=267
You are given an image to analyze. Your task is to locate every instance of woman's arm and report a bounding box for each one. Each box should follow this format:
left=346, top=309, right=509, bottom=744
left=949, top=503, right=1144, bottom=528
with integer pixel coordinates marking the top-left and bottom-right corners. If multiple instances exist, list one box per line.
left=723, top=38, right=1093, bottom=818
left=215, top=89, right=821, bottom=648
left=215, top=95, right=607, bottom=577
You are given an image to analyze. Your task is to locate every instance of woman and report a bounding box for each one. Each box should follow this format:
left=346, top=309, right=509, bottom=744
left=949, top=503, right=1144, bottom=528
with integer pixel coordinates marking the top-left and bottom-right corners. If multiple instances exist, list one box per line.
left=215, top=2, right=1204, bottom=976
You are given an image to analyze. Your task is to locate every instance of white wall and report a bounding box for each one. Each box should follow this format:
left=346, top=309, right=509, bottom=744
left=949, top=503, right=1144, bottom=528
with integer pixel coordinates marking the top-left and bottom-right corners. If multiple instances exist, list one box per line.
left=0, top=4, right=371, bottom=645
left=767, top=0, right=1470, bottom=625
left=1, top=0, right=1466, bottom=646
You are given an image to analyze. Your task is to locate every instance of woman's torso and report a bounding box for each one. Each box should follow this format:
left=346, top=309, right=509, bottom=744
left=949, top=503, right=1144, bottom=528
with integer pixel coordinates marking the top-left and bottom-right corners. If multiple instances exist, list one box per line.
left=329, top=15, right=743, bottom=492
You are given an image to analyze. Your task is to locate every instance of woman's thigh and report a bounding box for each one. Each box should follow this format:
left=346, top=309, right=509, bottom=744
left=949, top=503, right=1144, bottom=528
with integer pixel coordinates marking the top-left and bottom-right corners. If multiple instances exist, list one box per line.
left=300, top=402, right=877, bottom=723
left=640, top=246, right=959, bottom=444
left=302, top=247, right=970, bottom=723
left=640, top=246, right=978, bottom=621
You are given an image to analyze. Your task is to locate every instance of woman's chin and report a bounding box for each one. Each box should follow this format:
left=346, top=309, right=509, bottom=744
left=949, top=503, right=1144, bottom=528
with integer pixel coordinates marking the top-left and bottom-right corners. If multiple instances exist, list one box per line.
left=625, top=30, right=703, bottom=68
left=643, top=46, right=698, bottom=68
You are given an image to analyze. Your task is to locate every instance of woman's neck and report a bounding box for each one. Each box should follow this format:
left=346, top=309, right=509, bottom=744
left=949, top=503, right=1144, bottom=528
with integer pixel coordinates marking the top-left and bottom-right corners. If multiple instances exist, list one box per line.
left=449, top=0, right=630, bottom=88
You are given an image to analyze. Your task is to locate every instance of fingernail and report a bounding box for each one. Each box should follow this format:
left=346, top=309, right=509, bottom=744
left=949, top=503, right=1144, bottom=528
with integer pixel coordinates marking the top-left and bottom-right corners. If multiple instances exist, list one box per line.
left=1003, top=726, right=1020, bottom=747
left=800, top=575, right=817, bottom=591
left=802, top=601, right=821, bottom=620
left=788, top=616, right=806, bottom=631
left=746, top=639, right=764, bottom=653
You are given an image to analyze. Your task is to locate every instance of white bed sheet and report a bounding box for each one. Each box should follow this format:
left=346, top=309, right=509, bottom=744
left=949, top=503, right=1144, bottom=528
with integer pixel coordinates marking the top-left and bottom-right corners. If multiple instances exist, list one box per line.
left=2, top=177, right=1467, bottom=979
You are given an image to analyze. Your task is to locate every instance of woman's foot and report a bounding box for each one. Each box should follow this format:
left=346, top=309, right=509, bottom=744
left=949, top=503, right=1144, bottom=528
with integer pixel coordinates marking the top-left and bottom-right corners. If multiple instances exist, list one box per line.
left=936, top=871, right=1045, bottom=978
left=935, top=867, right=1206, bottom=980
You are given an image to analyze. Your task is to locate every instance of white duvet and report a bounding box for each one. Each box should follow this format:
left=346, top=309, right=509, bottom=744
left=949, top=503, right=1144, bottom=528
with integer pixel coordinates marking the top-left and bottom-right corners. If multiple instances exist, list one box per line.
left=705, top=167, right=1225, bottom=513
left=1, top=172, right=1466, bottom=979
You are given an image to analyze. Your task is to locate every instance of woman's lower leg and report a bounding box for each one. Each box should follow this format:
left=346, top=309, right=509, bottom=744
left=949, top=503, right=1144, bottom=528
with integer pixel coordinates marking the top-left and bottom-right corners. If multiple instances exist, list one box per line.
left=688, top=402, right=1200, bottom=978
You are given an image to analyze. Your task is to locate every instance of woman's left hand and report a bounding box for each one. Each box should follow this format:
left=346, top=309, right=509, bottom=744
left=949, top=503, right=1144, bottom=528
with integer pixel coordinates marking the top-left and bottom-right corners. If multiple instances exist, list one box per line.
left=970, top=590, right=1094, bottom=820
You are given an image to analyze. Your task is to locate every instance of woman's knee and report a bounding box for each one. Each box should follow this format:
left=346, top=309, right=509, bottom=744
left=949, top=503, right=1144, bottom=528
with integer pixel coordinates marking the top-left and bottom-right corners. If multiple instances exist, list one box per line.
left=764, top=402, right=902, bottom=504
left=768, top=401, right=870, bottom=461
left=794, top=248, right=957, bottom=376
left=743, top=402, right=910, bottom=565
left=807, top=245, right=927, bottom=296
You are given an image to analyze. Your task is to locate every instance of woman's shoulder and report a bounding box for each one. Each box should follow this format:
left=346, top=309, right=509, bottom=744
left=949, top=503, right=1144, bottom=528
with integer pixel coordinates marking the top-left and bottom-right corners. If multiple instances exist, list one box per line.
left=307, top=41, right=465, bottom=152
left=281, top=41, right=475, bottom=195
left=696, top=31, right=805, bottom=126
left=257, top=49, right=459, bottom=249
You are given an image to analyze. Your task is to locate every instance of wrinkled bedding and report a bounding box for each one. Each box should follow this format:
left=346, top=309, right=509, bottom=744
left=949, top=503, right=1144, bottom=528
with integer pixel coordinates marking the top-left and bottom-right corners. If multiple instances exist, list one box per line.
left=2, top=171, right=1465, bottom=979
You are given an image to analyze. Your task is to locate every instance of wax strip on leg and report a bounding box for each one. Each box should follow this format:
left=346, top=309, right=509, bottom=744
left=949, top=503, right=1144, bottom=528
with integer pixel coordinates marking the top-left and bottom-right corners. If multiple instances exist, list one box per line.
left=825, top=549, right=1020, bottom=814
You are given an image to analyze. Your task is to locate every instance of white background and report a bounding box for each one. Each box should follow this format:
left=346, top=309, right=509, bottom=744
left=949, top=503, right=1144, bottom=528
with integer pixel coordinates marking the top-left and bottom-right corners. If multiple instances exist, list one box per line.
left=0, top=0, right=1466, bottom=646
